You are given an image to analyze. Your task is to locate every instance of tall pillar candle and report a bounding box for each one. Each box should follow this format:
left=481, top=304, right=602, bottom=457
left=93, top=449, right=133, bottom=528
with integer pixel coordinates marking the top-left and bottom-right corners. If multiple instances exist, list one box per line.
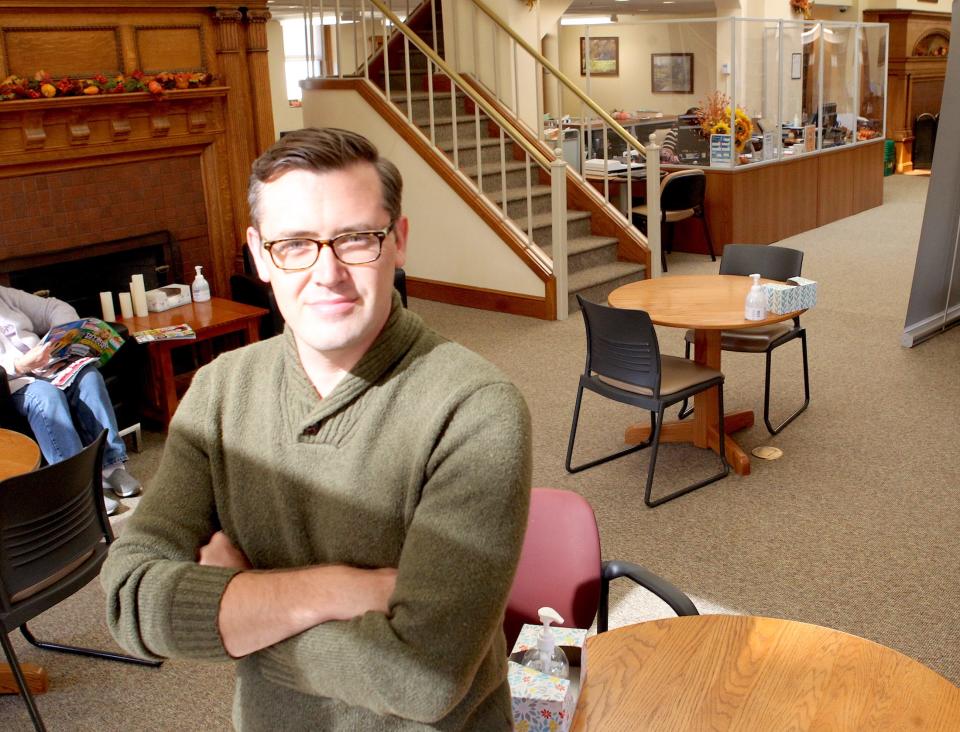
left=99, top=292, right=116, bottom=322
left=130, top=275, right=149, bottom=317
left=118, top=292, right=134, bottom=319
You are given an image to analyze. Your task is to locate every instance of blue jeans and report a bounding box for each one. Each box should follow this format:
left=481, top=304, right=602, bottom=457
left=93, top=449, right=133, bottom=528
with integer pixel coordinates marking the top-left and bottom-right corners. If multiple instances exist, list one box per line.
left=11, top=363, right=127, bottom=467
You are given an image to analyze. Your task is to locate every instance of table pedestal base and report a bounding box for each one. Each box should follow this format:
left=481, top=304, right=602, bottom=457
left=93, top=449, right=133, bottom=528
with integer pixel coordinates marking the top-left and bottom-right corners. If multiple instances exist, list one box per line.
left=625, top=409, right=754, bottom=476
left=0, top=662, right=48, bottom=695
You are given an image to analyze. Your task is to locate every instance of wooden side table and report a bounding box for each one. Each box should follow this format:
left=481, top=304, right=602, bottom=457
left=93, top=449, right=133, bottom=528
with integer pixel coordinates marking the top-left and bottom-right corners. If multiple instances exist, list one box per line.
left=571, top=615, right=960, bottom=730
left=116, top=297, right=268, bottom=427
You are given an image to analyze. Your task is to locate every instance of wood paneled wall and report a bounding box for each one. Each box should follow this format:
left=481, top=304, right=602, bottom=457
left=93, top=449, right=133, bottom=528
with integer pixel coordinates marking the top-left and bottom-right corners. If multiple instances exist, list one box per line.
left=0, top=1, right=276, bottom=294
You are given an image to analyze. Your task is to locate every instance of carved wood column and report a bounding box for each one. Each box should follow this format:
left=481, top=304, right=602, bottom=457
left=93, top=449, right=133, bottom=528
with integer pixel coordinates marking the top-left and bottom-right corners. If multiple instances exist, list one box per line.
left=245, top=8, right=277, bottom=154
left=212, top=6, right=256, bottom=246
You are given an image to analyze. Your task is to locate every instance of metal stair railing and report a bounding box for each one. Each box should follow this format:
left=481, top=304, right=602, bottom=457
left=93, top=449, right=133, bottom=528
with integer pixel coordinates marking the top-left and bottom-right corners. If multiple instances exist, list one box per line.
left=448, top=0, right=662, bottom=274
left=300, top=0, right=573, bottom=317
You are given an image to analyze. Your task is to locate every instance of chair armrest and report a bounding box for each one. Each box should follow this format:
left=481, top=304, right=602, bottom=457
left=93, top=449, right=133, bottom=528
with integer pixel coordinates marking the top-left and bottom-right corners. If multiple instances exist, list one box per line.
left=598, top=559, right=698, bottom=632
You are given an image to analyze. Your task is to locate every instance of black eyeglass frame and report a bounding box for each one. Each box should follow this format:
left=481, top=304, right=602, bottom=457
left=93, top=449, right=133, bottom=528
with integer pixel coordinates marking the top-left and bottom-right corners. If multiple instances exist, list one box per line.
left=261, top=222, right=395, bottom=270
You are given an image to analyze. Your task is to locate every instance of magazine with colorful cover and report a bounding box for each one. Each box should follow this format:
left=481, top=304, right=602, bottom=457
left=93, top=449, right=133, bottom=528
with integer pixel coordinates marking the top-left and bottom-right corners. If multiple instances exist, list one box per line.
left=132, top=324, right=197, bottom=344
left=35, top=317, right=125, bottom=389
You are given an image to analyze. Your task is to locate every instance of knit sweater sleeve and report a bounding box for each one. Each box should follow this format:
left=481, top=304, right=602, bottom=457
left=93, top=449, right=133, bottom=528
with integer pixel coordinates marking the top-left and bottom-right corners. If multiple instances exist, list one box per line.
left=100, top=366, right=240, bottom=662
left=255, top=381, right=532, bottom=723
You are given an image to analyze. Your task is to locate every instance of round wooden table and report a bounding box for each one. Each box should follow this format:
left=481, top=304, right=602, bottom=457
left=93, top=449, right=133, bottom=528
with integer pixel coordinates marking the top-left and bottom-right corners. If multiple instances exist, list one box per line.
left=0, top=428, right=48, bottom=696
left=608, top=274, right=804, bottom=476
left=0, top=427, right=40, bottom=481
left=571, top=615, right=960, bottom=731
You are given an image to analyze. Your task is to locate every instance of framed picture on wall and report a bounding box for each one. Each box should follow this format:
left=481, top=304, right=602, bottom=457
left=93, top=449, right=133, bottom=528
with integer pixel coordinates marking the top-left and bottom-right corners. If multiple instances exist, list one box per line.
left=791, top=52, right=803, bottom=80
left=580, top=37, right=619, bottom=76
left=651, top=53, right=694, bottom=93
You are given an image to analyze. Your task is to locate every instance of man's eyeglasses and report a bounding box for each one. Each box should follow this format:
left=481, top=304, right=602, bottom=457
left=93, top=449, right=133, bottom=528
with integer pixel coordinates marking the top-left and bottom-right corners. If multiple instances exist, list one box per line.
left=262, top=223, right=395, bottom=271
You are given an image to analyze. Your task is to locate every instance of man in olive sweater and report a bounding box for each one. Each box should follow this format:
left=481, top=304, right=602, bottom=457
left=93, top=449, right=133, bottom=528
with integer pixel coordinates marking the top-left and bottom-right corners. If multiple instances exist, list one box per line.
left=101, top=128, right=532, bottom=730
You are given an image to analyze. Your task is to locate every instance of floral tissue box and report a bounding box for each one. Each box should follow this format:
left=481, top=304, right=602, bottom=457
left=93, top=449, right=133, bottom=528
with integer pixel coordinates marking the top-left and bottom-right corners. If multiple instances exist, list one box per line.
left=763, top=276, right=818, bottom=315
left=508, top=625, right=588, bottom=732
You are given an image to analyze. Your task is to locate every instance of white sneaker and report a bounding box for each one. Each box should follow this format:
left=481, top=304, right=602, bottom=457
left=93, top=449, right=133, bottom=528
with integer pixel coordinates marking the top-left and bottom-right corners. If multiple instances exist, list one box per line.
left=102, top=490, right=119, bottom=516
left=104, top=466, right=142, bottom=498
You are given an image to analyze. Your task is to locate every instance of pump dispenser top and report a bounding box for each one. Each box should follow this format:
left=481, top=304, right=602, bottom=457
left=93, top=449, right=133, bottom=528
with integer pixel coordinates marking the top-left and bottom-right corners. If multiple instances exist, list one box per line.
left=744, top=272, right=766, bottom=321
left=520, top=606, right=570, bottom=679
left=191, top=265, right=211, bottom=302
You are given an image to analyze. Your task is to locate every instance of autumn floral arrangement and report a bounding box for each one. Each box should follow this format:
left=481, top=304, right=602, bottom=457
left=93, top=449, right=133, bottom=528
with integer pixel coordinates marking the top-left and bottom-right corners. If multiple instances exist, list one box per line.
left=0, top=69, right=214, bottom=101
left=697, top=91, right=753, bottom=152
left=790, top=0, right=813, bottom=20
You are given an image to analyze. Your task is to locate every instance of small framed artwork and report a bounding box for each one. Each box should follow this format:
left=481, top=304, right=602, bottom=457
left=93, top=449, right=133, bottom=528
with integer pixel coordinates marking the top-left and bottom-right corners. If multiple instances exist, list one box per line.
left=791, top=52, right=803, bottom=80
left=651, top=53, right=693, bottom=94
left=580, top=37, right=619, bottom=77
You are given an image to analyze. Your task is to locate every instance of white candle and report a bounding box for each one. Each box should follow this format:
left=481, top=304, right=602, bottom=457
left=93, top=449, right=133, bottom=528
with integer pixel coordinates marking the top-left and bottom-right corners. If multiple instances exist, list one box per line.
left=130, top=275, right=149, bottom=317
left=118, top=292, right=134, bottom=319
left=99, top=291, right=116, bottom=322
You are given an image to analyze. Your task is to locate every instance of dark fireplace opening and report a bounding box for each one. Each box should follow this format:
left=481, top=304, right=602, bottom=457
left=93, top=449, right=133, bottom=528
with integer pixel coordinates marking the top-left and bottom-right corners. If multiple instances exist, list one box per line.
left=0, top=230, right=183, bottom=317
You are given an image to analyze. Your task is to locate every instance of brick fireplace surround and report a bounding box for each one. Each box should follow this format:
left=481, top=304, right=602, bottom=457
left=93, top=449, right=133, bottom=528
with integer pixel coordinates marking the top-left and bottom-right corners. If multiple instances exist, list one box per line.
left=0, top=0, right=275, bottom=296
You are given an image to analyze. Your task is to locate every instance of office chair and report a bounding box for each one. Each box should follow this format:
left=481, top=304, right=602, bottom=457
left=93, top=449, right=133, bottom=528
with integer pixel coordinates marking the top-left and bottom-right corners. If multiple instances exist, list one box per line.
left=0, top=432, right=161, bottom=732
left=566, top=296, right=729, bottom=508
left=504, top=487, right=698, bottom=649
left=678, top=244, right=809, bottom=435
left=631, top=169, right=716, bottom=272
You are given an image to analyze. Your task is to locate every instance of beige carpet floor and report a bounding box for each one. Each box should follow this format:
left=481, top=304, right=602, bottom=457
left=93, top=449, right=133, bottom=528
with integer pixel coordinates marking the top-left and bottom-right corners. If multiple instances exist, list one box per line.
left=1, top=174, right=957, bottom=730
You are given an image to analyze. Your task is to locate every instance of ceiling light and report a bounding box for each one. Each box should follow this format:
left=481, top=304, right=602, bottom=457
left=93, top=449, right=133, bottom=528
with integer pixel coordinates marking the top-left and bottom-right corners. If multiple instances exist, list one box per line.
left=560, top=15, right=615, bottom=25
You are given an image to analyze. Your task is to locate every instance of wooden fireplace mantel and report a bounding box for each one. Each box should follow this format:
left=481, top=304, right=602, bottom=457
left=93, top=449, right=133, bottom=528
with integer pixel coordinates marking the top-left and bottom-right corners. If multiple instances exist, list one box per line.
left=0, top=2, right=274, bottom=297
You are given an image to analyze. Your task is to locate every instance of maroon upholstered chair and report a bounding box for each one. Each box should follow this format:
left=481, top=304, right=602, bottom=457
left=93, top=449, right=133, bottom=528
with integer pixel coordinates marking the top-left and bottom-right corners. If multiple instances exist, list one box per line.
left=503, top=487, right=698, bottom=650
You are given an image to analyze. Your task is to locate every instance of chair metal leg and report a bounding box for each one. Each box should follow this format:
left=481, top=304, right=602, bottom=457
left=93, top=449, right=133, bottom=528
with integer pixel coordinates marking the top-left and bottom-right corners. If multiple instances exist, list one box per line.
left=1, top=632, right=47, bottom=732
left=763, top=332, right=810, bottom=435
left=700, top=212, right=717, bottom=262
left=566, top=387, right=653, bottom=473
left=645, top=386, right=730, bottom=508
left=677, top=340, right=694, bottom=420
left=20, top=624, right=162, bottom=668
left=598, top=578, right=610, bottom=634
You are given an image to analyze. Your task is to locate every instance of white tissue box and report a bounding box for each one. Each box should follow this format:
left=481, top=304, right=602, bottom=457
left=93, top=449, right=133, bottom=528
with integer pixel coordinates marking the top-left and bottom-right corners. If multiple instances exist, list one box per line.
left=763, top=277, right=817, bottom=315
left=146, top=284, right=191, bottom=312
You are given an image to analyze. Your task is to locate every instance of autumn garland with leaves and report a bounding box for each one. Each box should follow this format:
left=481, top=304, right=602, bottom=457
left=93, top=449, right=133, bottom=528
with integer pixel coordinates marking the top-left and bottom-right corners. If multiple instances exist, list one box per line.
left=697, top=91, right=753, bottom=152
left=0, top=69, right=214, bottom=101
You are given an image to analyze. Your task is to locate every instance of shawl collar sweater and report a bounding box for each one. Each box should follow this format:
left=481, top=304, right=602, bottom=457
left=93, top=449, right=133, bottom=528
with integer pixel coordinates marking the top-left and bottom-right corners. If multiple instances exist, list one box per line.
left=102, top=295, right=532, bottom=730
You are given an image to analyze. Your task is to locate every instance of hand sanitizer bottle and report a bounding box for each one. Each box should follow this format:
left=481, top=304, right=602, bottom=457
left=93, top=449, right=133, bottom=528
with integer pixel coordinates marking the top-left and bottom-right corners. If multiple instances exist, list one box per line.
left=744, top=273, right=766, bottom=321
left=521, top=607, right=570, bottom=679
left=191, top=265, right=211, bottom=303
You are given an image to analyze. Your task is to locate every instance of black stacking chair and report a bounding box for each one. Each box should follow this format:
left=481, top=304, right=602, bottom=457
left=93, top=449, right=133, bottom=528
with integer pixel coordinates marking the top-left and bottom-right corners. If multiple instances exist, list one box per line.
left=631, top=169, right=716, bottom=273
left=678, top=244, right=809, bottom=435
left=566, top=296, right=730, bottom=508
left=0, top=431, right=161, bottom=732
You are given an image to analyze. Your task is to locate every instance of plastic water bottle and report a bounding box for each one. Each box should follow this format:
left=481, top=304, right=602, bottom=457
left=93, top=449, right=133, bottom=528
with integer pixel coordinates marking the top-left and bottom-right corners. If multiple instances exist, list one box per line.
left=744, top=273, right=766, bottom=321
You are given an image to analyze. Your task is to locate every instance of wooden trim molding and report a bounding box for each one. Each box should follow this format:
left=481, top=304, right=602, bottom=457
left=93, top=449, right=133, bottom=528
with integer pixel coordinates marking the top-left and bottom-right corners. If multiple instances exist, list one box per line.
left=407, top=277, right=554, bottom=320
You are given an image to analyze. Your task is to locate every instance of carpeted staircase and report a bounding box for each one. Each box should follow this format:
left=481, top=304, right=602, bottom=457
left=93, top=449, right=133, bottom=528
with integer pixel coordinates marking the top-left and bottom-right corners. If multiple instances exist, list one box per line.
left=367, top=1, right=645, bottom=313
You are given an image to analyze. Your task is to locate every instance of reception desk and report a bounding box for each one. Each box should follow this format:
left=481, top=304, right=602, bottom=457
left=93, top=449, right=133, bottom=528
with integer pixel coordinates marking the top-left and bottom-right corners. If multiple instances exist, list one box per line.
left=670, top=139, right=885, bottom=254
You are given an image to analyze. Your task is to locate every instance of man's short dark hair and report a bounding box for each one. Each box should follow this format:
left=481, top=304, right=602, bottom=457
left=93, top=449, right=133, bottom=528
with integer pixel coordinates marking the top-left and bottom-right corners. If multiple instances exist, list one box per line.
left=248, top=127, right=402, bottom=228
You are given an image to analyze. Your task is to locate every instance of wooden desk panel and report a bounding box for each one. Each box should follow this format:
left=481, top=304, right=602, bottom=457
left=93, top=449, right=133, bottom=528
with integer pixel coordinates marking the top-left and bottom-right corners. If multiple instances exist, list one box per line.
left=669, top=141, right=884, bottom=254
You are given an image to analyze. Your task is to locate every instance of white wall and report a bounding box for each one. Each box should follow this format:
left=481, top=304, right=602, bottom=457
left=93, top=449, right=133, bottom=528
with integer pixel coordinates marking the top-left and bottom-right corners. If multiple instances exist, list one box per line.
left=301, top=88, right=546, bottom=297
left=557, top=20, right=719, bottom=116
left=267, top=20, right=304, bottom=136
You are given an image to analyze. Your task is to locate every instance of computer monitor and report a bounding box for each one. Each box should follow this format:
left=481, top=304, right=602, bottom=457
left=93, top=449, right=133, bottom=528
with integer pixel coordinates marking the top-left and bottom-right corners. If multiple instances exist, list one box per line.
left=676, top=126, right=709, bottom=164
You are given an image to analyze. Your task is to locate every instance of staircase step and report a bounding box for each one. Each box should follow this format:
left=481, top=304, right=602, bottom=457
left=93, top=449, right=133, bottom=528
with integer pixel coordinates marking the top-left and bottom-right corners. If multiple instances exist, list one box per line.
left=438, top=136, right=506, bottom=166
left=567, top=261, right=647, bottom=314
left=542, top=235, right=620, bottom=275
left=513, top=210, right=594, bottom=247
left=488, top=184, right=553, bottom=218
